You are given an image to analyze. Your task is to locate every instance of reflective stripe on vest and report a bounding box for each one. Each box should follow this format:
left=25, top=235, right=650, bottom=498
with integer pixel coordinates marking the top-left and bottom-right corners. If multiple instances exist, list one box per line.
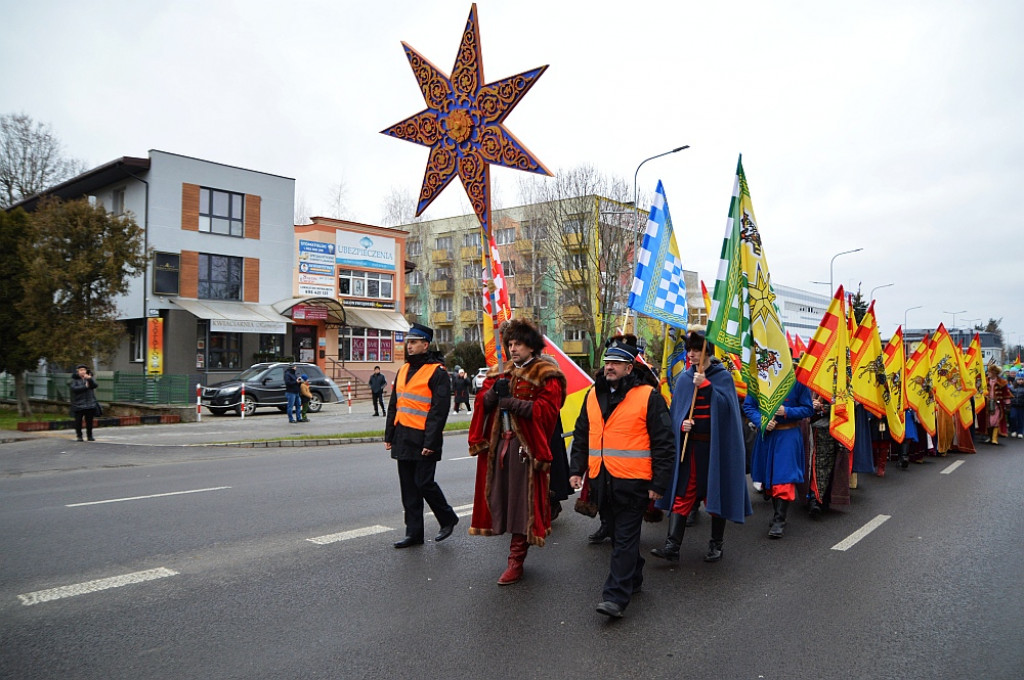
left=587, top=385, right=653, bottom=480
left=394, top=363, right=438, bottom=430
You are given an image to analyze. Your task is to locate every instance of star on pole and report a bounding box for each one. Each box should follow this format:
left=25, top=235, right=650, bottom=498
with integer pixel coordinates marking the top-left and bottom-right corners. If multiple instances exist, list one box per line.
left=380, top=3, right=551, bottom=235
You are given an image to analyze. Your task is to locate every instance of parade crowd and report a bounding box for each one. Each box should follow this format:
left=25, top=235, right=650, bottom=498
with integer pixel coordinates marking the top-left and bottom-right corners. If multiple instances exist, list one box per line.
left=382, top=319, right=1022, bottom=620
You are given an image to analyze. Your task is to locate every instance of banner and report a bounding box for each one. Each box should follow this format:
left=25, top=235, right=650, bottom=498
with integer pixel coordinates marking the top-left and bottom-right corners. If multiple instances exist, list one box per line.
left=147, top=317, right=164, bottom=375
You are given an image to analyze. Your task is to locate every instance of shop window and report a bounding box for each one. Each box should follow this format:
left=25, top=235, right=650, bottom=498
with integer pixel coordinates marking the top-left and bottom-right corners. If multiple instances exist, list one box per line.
left=338, top=326, right=393, bottom=362
left=208, top=332, right=242, bottom=369
left=199, top=187, right=244, bottom=237
left=339, top=269, right=394, bottom=300
left=129, top=322, right=144, bottom=362
left=198, top=254, right=243, bottom=300
left=153, top=252, right=180, bottom=295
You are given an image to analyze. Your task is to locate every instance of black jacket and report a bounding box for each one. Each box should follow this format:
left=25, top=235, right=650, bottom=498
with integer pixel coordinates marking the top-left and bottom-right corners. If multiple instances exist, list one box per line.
left=385, top=352, right=451, bottom=461
left=368, top=372, right=388, bottom=394
left=284, top=368, right=300, bottom=394
left=569, top=370, right=674, bottom=505
left=69, top=375, right=99, bottom=413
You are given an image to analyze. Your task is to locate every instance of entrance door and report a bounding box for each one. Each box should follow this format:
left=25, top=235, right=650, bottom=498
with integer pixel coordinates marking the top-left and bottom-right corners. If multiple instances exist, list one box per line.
left=292, top=325, right=317, bottom=363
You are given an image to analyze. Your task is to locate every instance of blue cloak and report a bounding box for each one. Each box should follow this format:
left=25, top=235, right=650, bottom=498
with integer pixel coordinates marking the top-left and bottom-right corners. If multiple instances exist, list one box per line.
left=745, top=382, right=814, bottom=487
left=656, top=359, right=752, bottom=523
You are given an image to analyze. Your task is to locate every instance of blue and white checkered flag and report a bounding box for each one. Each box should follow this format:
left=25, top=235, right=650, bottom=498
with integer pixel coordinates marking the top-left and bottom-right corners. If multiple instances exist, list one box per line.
left=627, top=181, right=688, bottom=329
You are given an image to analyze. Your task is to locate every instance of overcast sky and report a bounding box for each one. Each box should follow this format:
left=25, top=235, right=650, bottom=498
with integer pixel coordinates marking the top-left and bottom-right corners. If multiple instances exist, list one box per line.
left=3, top=0, right=1022, bottom=348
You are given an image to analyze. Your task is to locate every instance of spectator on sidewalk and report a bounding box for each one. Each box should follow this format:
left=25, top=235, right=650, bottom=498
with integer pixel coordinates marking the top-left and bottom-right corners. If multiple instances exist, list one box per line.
left=369, top=366, right=388, bottom=417
left=70, top=364, right=100, bottom=442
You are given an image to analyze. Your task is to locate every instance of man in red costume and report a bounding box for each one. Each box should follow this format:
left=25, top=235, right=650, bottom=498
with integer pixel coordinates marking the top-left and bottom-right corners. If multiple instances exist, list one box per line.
left=468, top=318, right=566, bottom=585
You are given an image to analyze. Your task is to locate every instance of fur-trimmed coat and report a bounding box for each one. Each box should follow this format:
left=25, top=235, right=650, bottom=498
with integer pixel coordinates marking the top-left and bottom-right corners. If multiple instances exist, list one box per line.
left=467, top=357, right=566, bottom=546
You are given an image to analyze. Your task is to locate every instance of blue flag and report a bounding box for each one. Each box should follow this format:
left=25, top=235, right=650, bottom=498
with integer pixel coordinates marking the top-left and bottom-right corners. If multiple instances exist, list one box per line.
left=627, top=181, right=688, bottom=329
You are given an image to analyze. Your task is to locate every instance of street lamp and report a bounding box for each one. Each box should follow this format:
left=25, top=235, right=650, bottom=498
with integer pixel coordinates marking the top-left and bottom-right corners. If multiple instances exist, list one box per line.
left=869, top=282, right=894, bottom=300
left=942, top=309, right=967, bottom=330
left=632, top=145, right=690, bottom=267
left=829, top=248, right=863, bottom=293
left=904, top=305, right=923, bottom=331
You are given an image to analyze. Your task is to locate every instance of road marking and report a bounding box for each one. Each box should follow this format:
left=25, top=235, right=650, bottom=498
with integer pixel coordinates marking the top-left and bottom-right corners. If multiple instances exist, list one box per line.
left=940, top=460, right=965, bottom=475
left=307, top=525, right=393, bottom=545
left=66, top=486, right=232, bottom=507
left=450, top=456, right=474, bottom=461
left=831, top=514, right=891, bottom=551
left=452, top=503, right=474, bottom=518
left=18, top=568, right=178, bottom=606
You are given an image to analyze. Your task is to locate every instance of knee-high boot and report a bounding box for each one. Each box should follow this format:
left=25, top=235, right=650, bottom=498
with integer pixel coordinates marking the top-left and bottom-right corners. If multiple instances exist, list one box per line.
left=768, top=498, right=789, bottom=539
left=651, top=512, right=686, bottom=561
left=497, top=533, right=529, bottom=585
left=704, top=516, right=726, bottom=562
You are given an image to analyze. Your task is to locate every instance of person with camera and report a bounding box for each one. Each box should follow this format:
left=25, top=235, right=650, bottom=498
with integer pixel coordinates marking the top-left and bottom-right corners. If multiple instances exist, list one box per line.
left=70, top=364, right=100, bottom=442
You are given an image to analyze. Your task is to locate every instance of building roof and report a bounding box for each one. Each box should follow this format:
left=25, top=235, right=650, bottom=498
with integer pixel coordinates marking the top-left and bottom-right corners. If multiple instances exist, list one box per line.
left=9, top=156, right=151, bottom=212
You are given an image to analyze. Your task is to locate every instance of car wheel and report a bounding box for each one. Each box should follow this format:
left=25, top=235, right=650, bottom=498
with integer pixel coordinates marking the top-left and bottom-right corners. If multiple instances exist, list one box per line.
left=238, top=394, right=257, bottom=417
left=307, top=392, right=323, bottom=413
left=209, top=407, right=228, bottom=416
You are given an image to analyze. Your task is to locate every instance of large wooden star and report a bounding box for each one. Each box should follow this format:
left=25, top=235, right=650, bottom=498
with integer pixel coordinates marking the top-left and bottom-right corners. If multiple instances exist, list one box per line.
left=381, top=4, right=551, bottom=232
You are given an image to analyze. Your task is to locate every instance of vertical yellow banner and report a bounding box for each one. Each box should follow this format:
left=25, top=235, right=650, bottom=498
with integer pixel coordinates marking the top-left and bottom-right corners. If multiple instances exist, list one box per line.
left=147, top=317, right=164, bottom=375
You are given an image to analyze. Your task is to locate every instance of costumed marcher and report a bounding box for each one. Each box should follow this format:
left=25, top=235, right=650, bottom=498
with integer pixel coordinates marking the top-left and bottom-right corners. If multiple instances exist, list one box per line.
left=369, top=365, right=388, bottom=417
left=284, top=363, right=302, bottom=423
left=384, top=323, right=459, bottom=548
left=651, top=331, right=751, bottom=564
left=745, top=380, right=814, bottom=539
left=569, top=339, right=674, bottom=619
left=1009, top=375, right=1024, bottom=438
left=467, top=319, right=566, bottom=584
left=805, top=394, right=852, bottom=516
left=70, top=364, right=100, bottom=442
left=985, top=364, right=1013, bottom=445
left=452, top=368, right=473, bottom=413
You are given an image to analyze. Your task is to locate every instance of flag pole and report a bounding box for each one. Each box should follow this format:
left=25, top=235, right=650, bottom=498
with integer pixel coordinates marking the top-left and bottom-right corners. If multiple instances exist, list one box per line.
left=480, top=215, right=505, bottom=367
left=680, top=338, right=707, bottom=462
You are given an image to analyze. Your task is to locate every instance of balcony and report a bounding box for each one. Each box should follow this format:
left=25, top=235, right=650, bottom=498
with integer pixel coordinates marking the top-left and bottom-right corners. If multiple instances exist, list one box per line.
left=563, top=305, right=585, bottom=319
left=514, top=238, right=535, bottom=255
left=515, top=271, right=534, bottom=288
left=430, top=279, right=455, bottom=294
left=459, top=309, right=482, bottom=324
left=459, top=245, right=482, bottom=261
left=563, top=232, right=585, bottom=250
left=560, top=269, right=586, bottom=286
left=562, top=340, right=587, bottom=355
left=460, top=277, right=481, bottom=293
left=431, top=310, right=455, bottom=326
left=431, top=249, right=453, bottom=264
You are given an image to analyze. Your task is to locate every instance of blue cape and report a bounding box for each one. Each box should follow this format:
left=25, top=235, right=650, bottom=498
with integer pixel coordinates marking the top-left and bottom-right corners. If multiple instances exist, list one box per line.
left=745, top=382, right=814, bottom=487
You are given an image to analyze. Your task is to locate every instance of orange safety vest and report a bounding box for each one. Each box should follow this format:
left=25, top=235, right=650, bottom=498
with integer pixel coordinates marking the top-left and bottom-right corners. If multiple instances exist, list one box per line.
left=587, top=385, right=653, bottom=480
left=394, top=362, right=440, bottom=430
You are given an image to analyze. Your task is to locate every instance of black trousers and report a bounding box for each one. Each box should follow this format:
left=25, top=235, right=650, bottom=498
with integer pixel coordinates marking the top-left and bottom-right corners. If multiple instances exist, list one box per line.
left=74, top=408, right=96, bottom=439
left=453, top=394, right=471, bottom=412
left=372, top=392, right=386, bottom=415
left=602, top=494, right=647, bottom=609
left=396, top=459, right=457, bottom=540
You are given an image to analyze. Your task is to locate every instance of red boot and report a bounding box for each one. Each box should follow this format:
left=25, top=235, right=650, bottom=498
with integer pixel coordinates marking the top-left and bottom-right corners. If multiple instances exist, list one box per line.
left=497, top=533, right=529, bottom=585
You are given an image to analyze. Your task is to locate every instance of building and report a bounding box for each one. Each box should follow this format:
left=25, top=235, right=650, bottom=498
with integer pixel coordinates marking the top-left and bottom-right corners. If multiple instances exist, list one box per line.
left=12, top=150, right=299, bottom=380
left=773, top=283, right=830, bottom=340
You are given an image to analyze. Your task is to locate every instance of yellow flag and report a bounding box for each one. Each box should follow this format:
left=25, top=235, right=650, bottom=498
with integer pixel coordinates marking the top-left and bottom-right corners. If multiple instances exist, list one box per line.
left=850, top=302, right=887, bottom=418
left=965, top=333, right=987, bottom=415
left=906, top=337, right=936, bottom=437
left=795, top=286, right=855, bottom=450
left=930, top=324, right=974, bottom=417
left=882, top=326, right=906, bottom=443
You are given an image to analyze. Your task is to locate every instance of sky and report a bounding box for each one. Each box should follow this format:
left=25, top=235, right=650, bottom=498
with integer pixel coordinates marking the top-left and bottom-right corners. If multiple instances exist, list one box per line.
left=2, top=0, right=1022, bottom=350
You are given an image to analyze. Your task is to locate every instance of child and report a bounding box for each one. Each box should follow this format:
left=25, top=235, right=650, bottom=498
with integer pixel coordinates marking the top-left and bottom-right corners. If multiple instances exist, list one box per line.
left=299, top=374, right=313, bottom=422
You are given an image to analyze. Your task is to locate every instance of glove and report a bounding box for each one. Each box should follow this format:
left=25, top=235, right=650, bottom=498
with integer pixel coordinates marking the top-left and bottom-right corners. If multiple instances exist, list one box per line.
left=493, top=378, right=511, bottom=398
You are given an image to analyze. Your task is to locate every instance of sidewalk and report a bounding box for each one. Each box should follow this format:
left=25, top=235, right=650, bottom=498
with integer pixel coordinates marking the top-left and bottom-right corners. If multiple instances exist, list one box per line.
left=20, top=401, right=476, bottom=448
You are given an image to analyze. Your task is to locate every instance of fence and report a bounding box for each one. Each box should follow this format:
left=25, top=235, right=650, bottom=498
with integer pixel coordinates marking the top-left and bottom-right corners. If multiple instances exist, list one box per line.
left=1, top=372, right=200, bottom=405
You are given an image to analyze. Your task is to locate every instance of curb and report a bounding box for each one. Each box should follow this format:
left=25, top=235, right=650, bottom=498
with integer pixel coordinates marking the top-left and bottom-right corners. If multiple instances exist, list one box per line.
left=203, top=428, right=469, bottom=449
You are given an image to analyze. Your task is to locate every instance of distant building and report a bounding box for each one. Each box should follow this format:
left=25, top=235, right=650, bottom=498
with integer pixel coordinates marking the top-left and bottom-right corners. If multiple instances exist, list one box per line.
left=773, top=284, right=830, bottom=339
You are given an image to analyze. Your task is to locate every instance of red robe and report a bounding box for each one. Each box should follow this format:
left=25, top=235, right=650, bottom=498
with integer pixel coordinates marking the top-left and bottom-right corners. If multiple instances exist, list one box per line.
left=467, top=358, right=565, bottom=546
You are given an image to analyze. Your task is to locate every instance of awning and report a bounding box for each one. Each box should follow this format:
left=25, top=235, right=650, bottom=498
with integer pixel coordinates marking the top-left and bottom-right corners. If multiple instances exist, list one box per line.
left=343, top=307, right=411, bottom=333
left=272, top=296, right=347, bottom=326
left=171, top=298, right=291, bottom=334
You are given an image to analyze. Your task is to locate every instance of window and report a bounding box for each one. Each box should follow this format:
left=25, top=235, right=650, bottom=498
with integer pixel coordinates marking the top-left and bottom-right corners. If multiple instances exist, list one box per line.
left=562, top=217, right=584, bottom=234
left=198, top=254, right=243, bottom=300
left=199, top=187, right=245, bottom=237
left=153, top=252, right=180, bottom=295
left=208, top=331, right=242, bottom=369
left=407, top=270, right=424, bottom=285
left=465, top=326, right=481, bottom=342
left=435, top=236, right=453, bottom=250
left=462, top=264, right=478, bottom=279
left=509, top=293, right=516, bottom=308
left=435, top=328, right=453, bottom=344
left=503, top=259, right=516, bottom=276
left=564, top=328, right=587, bottom=342
left=565, top=253, right=585, bottom=270
left=495, top=227, right=516, bottom=245
left=462, top=232, right=481, bottom=248
left=536, top=291, right=549, bottom=308
left=523, top=221, right=548, bottom=240
left=111, top=188, right=126, bottom=216
left=434, top=297, right=453, bottom=312
left=258, top=333, right=283, bottom=359
left=338, top=269, right=393, bottom=300
left=535, top=256, right=548, bottom=273
left=462, top=295, right=481, bottom=311
left=129, top=322, right=144, bottom=362
left=407, top=240, right=422, bottom=256
left=433, top=266, right=452, bottom=280
left=406, top=300, right=424, bottom=315
left=338, top=327, right=393, bottom=362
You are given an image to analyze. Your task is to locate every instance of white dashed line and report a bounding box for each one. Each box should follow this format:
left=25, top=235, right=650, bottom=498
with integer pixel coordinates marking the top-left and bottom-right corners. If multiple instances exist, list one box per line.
left=66, top=486, right=232, bottom=507
left=307, top=525, right=393, bottom=545
left=940, top=460, right=965, bottom=475
left=18, top=568, right=179, bottom=606
left=831, top=514, right=891, bottom=551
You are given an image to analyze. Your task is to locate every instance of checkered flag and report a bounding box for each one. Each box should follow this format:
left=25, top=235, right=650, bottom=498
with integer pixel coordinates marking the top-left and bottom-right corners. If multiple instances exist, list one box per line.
left=627, top=181, right=688, bottom=329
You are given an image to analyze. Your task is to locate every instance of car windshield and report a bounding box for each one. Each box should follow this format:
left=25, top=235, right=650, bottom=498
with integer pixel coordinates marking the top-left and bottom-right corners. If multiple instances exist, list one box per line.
left=236, top=366, right=270, bottom=381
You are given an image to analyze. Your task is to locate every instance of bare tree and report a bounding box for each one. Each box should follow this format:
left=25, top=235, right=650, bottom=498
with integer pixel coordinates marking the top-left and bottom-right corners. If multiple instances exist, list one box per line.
left=379, top=186, right=422, bottom=227
left=294, top=192, right=313, bottom=225
left=0, top=113, right=85, bottom=209
left=516, top=165, right=637, bottom=365
left=323, top=179, right=348, bottom=219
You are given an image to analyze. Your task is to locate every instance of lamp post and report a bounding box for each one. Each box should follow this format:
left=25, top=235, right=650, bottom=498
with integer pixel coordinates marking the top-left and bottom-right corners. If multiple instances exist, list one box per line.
left=869, top=282, right=894, bottom=300
left=904, top=305, right=923, bottom=331
left=632, top=145, right=690, bottom=268
left=829, top=248, right=863, bottom=293
left=942, top=309, right=966, bottom=331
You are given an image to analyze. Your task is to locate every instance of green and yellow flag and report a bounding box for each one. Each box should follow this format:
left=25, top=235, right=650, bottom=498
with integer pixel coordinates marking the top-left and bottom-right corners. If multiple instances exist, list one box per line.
left=707, top=155, right=794, bottom=431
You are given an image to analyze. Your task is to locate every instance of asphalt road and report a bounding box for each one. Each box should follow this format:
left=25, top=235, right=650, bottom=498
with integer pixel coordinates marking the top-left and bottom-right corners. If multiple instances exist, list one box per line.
left=1, top=427, right=1022, bottom=680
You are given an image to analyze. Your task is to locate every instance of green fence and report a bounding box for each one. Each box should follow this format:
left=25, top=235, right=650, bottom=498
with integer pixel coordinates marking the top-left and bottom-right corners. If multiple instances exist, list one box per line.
left=1, top=372, right=196, bottom=405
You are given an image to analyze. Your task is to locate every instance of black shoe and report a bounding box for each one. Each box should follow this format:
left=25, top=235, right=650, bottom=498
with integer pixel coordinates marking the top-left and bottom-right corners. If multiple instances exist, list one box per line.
left=435, top=517, right=459, bottom=542
left=704, top=540, right=723, bottom=563
left=651, top=512, right=685, bottom=561
left=550, top=500, right=562, bottom=521
left=650, top=544, right=681, bottom=562
left=807, top=498, right=822, bottom=519
left=596, top=601, right=624, bottom=618
left=393, top=536, right=424, bottom=549
left=76, top=436, right=84, bottom=442
left=588, top=525, right=611, bottom=544
left=373, top=413, right=379, bottom=417
left=87, top=436, right=96, bottom=441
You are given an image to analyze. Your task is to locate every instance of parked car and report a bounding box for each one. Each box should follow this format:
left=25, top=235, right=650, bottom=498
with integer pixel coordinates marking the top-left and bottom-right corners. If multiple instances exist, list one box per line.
left=201, top=362, right=343, bottom=416
left=472, top=367, right=489, bottom=394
